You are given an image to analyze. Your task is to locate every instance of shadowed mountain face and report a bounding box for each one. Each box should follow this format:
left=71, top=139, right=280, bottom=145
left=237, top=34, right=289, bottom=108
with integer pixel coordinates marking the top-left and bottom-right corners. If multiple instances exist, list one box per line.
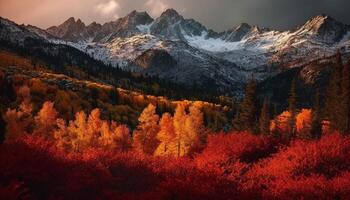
left=1, top=9, right=350, bottom=96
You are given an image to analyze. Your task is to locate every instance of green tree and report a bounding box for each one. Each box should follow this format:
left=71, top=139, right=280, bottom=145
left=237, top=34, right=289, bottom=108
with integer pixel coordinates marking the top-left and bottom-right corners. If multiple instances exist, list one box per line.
left=233, top=78, right=258, bottom=133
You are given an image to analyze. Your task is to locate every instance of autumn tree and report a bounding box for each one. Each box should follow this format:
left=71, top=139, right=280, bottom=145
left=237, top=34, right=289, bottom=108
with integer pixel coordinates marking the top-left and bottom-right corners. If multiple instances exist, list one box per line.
left=99, top=121, right=114, bottom=149
left=154, top=113, right=176, bottom=156
left=33, top=101, right=58, bottom=139
left=296, top=109, right=312, bottom=138
left=67, top=111, right=88, bottom=151
left=86, top=109, right=103, bottom=147
left=233, top=78, right=258, bottom=133
left=133, top=104, right=160, bottom=155
left=173, top=103, right=188, bottom=157
left=184, top=105, right=207, bottom=153
left=3, top=85, right=33, bottom=141
left=259, top=99, right=270, bottom=135
left=113, top=124, right=132, bottom=152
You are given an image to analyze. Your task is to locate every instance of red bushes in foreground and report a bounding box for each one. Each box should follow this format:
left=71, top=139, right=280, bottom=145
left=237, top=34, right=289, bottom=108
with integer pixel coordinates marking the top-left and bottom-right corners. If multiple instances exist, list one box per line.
left=195, top=132, right=281, bottom=181
left=1, top=133, right=350, bottom=199
left=246, top=133, right=350, bottom=199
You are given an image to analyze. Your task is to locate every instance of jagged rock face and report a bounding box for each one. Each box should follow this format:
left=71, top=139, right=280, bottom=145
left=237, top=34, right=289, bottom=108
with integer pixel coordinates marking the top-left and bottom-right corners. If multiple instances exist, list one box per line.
left=134, top=49, right=176, bottom=70
left=220, top=23, right=252, bottom=42
left=150, top=9, right=207, bottom=41
left=46, top=11, right=154, bottom=43
left=300, top=15, right=349, bottom=43
left=0, top=17, right=44, bottom=45
left=106, top=11, right=154, bottom=41
left=47, top=17, right=88, bottom=42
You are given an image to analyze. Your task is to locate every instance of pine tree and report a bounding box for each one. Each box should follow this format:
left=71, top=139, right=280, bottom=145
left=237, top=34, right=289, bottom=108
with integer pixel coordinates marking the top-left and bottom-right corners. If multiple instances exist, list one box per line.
left=287, top=78, right=297, bottom=138
left=259, top=98, right=270, bottom=135
left=133, top=104, right=160, bottom=155
left=233, top=78, right=258, bottom=133
left=325, top=52, right=343, bottom=131
left=310, top=90, right=322, bottom=139
left=340, top=59, right=350, bottom=134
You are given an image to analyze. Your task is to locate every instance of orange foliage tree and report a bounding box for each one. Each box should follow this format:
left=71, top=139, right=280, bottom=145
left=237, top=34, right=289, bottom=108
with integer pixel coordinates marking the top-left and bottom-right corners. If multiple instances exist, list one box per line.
left=155, top=113, right=176, bottom=156
left=3, top=85, right=33, bottom=141
left=296, top=109, right=312, bottom=138
left=33, top=101, right=58, bottom=139
left=133, top=104, right=160, bottom=155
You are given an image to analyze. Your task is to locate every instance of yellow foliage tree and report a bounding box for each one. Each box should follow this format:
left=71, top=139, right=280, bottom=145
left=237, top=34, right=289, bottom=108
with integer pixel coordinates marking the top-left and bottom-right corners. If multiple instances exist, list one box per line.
left=113, top=124, right=132, bottom=152
left=296, top=109, right=312, bottom=138
left=173, top=103, right=188, bottom=157
left=67, top=111, right=88, bottom=151
left=33, top=101, right=58, bottom=139
left=3, top=85, right=33, bottom=141
left=133, top=104, right=160, bottom=154
left=154, top=113, right=176, bottom=156
left=87, top=108, right=103, bottom=147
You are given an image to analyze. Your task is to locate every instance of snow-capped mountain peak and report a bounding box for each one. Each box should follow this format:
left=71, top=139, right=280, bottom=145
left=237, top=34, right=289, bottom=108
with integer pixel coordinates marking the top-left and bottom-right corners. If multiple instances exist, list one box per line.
left=298, top=14, right=349, bottom=43
left=7, top=9, right=349, bottom=95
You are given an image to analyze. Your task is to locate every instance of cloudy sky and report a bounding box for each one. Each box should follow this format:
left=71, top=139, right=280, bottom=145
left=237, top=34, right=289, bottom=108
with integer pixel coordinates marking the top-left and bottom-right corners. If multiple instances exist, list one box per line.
left=0, top=0, right=349, bottom=31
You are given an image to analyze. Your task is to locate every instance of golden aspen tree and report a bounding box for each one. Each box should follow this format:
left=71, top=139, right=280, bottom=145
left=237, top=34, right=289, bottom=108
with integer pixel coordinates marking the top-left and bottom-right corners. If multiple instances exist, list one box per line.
left=33, top=101, right=58, bottom=139
left=296, top=109, right=312, bottom=138
left=154, top=113, right=176, bottom=156
left=87, top=109, right=103, bottom=147
left=113, top=124, right=132, bottom=152
left=3, top=86, right=33, bottom=141
left=188, top=105, right=206, bottom=145
left=133, top=104, right=160, bottom=155
left=173, top=103, right=188, bottom=157
left=68, top=111, right=88, bottom=151
left=99, top=121, right=114, bottom=149
left=54, top=118, right=71, bottom=151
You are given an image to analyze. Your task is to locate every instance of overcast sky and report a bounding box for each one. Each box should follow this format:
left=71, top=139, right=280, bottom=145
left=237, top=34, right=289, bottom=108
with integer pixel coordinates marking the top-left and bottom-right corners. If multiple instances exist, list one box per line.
left=0, top=0, right=349, bottom=31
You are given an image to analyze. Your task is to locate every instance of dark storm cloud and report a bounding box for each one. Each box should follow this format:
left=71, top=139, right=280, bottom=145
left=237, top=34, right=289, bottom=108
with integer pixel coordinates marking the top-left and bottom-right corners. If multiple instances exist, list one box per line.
left=0, top=0, right=349, bottom=31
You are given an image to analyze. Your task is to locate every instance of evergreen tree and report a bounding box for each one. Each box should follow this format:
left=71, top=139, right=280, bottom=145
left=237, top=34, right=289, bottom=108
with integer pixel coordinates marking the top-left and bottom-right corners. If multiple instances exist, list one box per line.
left=310, top=90, right=322, bottom=139
left=288, top=78, right=297, bottom=138
left=259, top=98, right=270, bottom=135
left=340, top=60, right=350, bottom=133
left=325, top=52, right=343, bottom=131
left=109, top=88, right=119, bottom=105
left=233, top=78, right=258, bottom=133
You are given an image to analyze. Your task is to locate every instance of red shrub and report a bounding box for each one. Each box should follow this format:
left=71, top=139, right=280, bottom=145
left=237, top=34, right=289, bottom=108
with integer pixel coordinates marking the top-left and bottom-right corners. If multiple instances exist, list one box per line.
left=246, top=133, right=350, bottom=199
left=195, top=132, right=280, bottom=180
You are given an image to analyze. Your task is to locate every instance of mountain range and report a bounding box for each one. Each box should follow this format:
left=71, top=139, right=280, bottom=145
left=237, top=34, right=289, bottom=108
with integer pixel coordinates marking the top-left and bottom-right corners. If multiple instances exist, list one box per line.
left=1, top=9, right=350, bottom=95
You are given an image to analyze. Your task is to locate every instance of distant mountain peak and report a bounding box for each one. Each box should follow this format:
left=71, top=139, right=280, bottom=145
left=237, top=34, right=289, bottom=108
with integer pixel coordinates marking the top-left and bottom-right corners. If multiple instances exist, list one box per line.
left=159, top=8, right=183, bottom=21
left=235, top=23, right=251, bottom=31
left=300, top=14, right=348, bottom=43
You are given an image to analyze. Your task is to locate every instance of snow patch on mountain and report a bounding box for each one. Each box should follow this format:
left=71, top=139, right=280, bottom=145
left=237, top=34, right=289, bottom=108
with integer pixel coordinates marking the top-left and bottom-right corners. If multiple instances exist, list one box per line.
left=184, top=32, right=243, bottom=52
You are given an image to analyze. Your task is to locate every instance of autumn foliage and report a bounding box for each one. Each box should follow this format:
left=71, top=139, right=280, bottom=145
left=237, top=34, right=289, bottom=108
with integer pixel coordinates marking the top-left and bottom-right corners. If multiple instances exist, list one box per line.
left=1, top=87, right=350, bottom=199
